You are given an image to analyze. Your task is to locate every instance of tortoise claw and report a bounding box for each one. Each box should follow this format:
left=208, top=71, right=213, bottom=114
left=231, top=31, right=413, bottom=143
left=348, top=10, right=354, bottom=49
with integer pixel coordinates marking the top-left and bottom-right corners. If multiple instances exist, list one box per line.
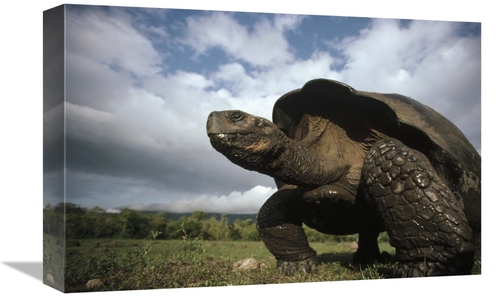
left=277, top=257, right=318, bottom=275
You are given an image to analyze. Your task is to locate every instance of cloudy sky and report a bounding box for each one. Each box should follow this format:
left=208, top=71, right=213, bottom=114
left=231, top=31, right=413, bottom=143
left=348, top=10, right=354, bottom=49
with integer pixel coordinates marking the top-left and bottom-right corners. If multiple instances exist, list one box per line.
left=43, top=4, right=481, bottom=214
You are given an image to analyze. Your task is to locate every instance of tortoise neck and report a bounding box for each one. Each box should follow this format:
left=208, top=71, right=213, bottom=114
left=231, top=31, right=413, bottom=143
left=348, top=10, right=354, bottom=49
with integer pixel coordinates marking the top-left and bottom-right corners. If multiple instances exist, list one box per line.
left=263, top=134, right=341, bottom=187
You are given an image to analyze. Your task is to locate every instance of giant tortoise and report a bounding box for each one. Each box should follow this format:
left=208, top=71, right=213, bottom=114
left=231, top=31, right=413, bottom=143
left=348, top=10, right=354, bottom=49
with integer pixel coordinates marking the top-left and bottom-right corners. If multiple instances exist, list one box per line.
left=206, top=78, right=481, bottom=277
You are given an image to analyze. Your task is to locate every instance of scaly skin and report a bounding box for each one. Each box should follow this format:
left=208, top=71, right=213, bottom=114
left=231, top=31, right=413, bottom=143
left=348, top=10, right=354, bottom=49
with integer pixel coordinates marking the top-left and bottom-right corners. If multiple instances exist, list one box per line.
left=256, top=186, right=318, bottom=275
left=361, top=138, right=475, bottom=276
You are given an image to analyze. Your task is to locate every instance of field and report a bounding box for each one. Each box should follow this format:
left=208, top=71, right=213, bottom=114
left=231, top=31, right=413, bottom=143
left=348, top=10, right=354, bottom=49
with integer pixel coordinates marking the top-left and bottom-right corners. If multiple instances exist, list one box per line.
left=43, top=211, right=481, bottom=292
left=43, top=233, right=481, bottom=293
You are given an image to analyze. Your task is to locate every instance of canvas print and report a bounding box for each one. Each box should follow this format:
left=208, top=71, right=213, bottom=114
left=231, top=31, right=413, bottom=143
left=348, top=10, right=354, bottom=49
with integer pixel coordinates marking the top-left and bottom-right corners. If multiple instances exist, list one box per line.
left=43, top=4, right=481, bottom=293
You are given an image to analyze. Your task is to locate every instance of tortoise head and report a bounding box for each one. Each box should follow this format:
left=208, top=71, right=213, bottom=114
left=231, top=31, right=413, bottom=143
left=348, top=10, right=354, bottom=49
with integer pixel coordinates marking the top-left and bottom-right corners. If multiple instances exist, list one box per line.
left=207, top=110, right=285, bottom=170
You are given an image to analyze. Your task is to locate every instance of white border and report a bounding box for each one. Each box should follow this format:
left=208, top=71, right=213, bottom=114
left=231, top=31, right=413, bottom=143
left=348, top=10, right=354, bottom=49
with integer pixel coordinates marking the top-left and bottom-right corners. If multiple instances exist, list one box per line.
left=1, top=1, right=496, bottom=296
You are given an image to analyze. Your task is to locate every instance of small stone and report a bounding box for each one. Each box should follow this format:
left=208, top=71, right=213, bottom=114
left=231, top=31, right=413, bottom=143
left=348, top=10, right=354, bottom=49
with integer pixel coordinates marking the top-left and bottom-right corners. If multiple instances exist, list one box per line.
left=45, top=273, right=54, bottom=286
left=86, top=279, right=104, bottom=290
left=233, top=257, right=260, bottom=271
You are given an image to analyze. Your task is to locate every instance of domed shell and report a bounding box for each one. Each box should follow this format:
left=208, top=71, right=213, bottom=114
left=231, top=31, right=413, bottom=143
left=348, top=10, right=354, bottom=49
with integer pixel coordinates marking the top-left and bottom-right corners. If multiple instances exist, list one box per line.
left=272, top=79, right=481, bottom=229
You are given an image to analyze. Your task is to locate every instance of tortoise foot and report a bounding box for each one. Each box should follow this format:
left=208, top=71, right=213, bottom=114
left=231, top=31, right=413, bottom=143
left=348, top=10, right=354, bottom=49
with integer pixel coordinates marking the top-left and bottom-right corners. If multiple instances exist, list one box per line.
left=394, top=260, right=465, bottom=277
left=277, top=256, right=318, bottom=275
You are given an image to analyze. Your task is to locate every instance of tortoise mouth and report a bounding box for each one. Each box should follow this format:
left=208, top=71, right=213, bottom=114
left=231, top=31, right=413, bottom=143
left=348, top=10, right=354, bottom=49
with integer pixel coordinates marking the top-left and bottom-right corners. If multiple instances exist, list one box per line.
left=208, top=132, right=249, bottom=148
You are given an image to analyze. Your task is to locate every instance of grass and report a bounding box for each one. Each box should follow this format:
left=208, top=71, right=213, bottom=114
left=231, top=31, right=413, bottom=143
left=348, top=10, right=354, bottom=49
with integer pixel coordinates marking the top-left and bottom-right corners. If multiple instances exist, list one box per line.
left=43, top=234, right=480, bottom=293
left=43, top=234, right=65, bottom=291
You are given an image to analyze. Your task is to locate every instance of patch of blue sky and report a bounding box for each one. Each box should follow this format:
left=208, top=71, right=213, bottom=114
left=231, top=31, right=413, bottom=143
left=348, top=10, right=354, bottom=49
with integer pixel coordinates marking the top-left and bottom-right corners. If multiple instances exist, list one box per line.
left=285, top=15, right=371, bottom=70
left=114, top=8, right=373, bottom=79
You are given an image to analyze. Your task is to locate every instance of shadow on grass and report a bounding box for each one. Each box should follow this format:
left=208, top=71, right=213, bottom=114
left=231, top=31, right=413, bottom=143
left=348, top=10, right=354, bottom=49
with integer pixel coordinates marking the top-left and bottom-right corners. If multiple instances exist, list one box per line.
left=318, top=252, right=353, bottom=266
left=318, top=252, right=397, bottom=278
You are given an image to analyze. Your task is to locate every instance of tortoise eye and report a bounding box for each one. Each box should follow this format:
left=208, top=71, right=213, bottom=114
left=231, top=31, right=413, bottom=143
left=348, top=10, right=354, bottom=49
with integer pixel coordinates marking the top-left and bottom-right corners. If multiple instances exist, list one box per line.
left=230, top=112, right=245, bottom=122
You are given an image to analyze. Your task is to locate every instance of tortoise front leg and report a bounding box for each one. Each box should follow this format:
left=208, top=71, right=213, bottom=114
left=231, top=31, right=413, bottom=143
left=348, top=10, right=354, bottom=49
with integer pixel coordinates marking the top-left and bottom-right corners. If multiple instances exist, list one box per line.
left=303, top=183, right=384, bottom=265
left=361, top=138, right=475, bottom=276
left=257, top=185, right=318, bottom=275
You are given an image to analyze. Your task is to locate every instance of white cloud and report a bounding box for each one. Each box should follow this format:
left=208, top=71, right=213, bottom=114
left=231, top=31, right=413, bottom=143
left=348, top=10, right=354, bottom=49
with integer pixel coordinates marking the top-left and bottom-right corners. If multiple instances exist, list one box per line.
left=106, top=208, right=121, bottom=214
left=183, top=12, right=302, bottom=67
left=66, top=53, right=134, bottom=112
left=335, top=19, right=480, bottom=98
left=330, top=19, right=480, bottom=150
left=209, top=52, right=344, bottom=118
left=130, top=185, right=276, bottom=214
left=66, top=8, right=162, bottom=78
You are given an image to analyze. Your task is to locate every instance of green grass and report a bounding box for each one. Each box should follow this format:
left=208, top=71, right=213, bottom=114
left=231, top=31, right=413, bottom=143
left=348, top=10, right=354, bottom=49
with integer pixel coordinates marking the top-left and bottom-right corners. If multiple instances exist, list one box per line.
left=43, top=235, right=479, bottom=292
left=55, top=236, right=396, bottom=292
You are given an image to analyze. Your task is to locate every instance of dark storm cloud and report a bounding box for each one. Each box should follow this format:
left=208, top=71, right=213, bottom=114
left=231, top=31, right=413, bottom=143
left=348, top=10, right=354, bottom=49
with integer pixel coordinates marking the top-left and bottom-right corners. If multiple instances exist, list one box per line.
left=65, top=133, right=273, bottom=197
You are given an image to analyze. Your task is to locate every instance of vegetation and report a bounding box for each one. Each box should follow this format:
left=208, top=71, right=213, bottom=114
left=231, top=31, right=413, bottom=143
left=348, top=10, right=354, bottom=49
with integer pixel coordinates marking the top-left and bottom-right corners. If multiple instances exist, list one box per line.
left=43, top=203, right=480, bottom=293
left=43, top=203, right=359, bottom=242
left=48, top=233, right=394, bottom=292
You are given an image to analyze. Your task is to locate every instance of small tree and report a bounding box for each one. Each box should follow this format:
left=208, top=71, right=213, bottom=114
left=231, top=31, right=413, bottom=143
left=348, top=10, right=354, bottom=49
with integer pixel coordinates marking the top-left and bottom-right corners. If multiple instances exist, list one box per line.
left=118, top=208, right=149, bottom=239
left=190, top=211, right=207, bottom=221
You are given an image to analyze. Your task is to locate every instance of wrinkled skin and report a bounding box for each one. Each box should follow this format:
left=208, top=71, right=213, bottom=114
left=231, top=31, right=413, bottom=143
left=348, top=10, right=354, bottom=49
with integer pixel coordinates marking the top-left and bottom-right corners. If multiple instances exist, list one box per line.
left=206, top=79, right=480, bottom=277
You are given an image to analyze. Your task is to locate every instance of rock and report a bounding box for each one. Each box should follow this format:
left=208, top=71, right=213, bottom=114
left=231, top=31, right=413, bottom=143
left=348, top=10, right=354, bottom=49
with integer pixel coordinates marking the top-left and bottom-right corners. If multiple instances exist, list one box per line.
left=233, top=257, right=260, bottom=271
left=86, top=278, right=104, bottom=290
left=343, top=241, right=358, bottom=250
left=45, top=273, right=54, bottom=286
